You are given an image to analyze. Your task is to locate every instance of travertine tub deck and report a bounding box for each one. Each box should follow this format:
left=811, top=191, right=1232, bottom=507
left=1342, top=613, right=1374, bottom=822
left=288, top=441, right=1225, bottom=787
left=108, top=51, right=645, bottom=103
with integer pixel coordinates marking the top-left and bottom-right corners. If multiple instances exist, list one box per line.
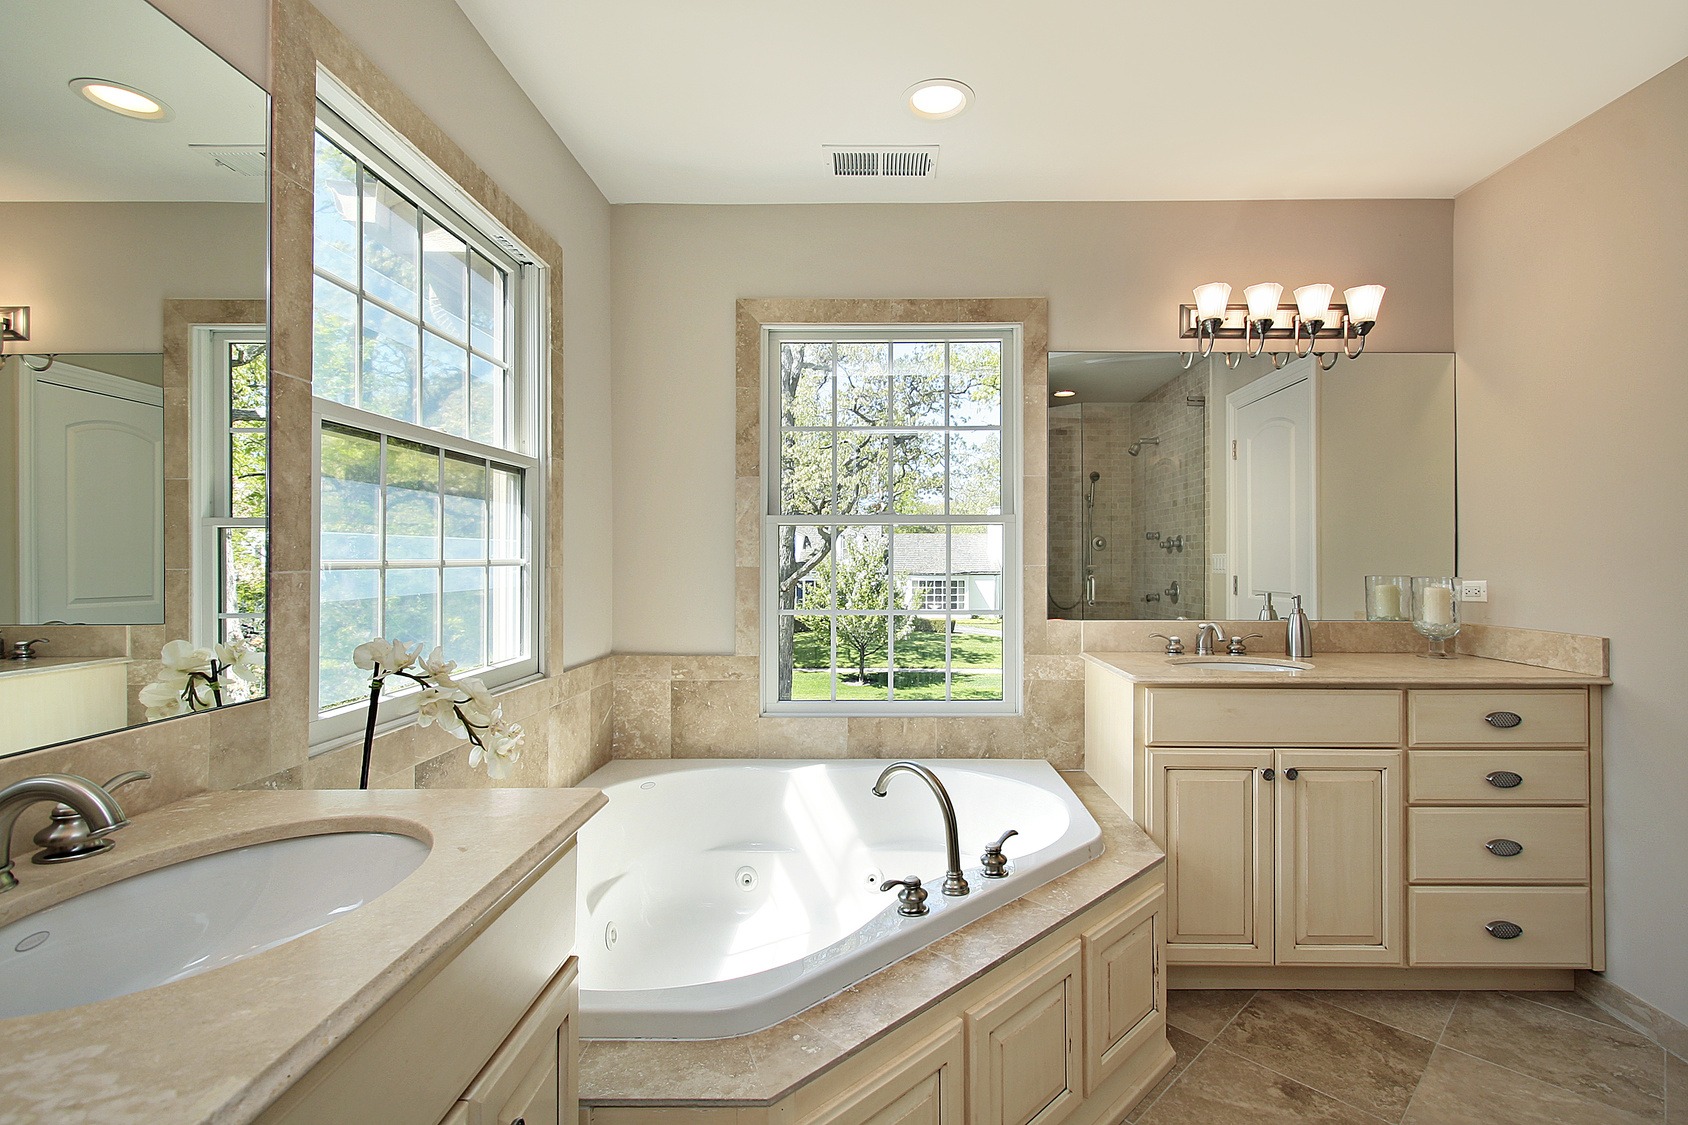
left=578, top=772, right=1165, bottom=1108
left=0, top=787, right=605, bottom=1125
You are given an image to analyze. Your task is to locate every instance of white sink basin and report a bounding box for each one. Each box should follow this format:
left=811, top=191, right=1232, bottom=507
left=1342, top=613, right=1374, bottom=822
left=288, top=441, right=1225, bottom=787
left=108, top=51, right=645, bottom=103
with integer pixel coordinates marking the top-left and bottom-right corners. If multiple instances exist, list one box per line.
left=0, top=831, right=429, bottom=1019
left=1168, top=656, right=1313, bottom=673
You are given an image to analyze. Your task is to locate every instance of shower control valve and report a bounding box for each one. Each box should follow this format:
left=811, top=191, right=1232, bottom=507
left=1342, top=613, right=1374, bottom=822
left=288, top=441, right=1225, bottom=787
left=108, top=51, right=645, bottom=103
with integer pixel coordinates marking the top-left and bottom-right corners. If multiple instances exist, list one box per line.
left=1227, top=634, right=1264, bottom=655
left=879, top=875, right=930, bottom=917
left=981, top=829, right=1019, bottom=878
left=1149, top=633, right=1184, bottom=655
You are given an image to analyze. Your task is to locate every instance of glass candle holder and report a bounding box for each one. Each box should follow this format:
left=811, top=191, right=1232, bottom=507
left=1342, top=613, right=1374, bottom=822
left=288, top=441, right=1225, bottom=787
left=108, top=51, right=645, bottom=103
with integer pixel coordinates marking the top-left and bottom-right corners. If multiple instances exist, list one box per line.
left=1365, top=575, right=1412, bottom=622
left=1411, top=576, right=1460, bottom=658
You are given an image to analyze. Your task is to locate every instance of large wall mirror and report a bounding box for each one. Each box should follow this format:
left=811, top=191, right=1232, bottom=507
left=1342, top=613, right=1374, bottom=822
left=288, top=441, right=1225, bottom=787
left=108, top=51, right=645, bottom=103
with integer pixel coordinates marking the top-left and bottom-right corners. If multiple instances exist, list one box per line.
left=1048, top=351, right=1455, bottom=622
left=0, top=0, right=269, bottom=755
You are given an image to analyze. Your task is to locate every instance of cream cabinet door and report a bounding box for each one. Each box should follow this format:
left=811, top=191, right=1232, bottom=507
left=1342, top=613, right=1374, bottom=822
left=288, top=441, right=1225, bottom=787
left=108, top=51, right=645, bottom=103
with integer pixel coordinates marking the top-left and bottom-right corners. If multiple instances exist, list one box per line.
left=1081, top=888, right=1164, bottom=1097
left=451, top=959, right=577, bottom=1125
left=1273, top=751, right=1403, bottom=965
left=966, top=943, right=1083, bottom=1125
left=803, top=1022, right=964, bottom=1125
left=1148, top=751, right=1274, bottom=964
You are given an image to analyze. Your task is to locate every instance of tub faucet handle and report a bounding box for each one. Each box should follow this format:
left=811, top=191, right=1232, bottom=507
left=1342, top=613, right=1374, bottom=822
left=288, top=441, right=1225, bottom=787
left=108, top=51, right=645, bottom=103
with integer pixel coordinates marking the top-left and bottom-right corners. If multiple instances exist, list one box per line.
left=981, top=829, right=1019, bottom=878
left=879, top=875, right=930, bottom=917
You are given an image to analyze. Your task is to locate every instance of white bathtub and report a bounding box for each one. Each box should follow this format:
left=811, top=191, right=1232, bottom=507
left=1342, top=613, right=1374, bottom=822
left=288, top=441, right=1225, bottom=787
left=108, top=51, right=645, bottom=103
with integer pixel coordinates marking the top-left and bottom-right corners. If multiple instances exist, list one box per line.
left=575, top=758, right=1104, bottom=1039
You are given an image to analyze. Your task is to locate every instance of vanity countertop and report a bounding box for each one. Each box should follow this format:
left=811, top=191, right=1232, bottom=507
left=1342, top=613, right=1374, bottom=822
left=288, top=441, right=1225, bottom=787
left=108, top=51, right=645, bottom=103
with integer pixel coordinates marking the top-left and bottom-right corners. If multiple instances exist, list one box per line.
left=0, top=786, right=605, bottom=1124
left=0, top=655, right=128, bottom=680
left=1082, top=650, right=1611, bottom=686
left=578, top=771, right=1165, bottom=1108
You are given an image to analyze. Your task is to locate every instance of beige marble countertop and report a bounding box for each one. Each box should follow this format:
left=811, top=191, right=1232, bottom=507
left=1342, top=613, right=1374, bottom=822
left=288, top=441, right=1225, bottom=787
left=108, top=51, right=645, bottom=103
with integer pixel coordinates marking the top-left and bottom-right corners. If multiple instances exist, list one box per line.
left=1082, top=650, right=1611, bottom=686
left=0, top=655, right=128, bottom=681
left=578, top=771, right=1164, bottom=1108
left=0, top=786, right=605, bottom=1125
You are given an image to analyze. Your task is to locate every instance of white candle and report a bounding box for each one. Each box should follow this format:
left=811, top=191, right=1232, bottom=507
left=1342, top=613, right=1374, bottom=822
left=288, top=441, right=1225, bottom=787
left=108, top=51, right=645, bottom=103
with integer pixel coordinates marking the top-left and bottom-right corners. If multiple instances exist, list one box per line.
left=1421, top=586, right=1454, bottom=626
left=1371, top=583, right=1402, bottom=620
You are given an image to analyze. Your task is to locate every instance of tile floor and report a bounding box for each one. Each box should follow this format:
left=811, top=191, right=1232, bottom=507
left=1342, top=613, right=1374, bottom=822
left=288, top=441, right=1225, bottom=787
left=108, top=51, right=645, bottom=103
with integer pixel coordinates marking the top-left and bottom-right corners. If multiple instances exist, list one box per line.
left=1128, top=990, right=1680, bottom=1124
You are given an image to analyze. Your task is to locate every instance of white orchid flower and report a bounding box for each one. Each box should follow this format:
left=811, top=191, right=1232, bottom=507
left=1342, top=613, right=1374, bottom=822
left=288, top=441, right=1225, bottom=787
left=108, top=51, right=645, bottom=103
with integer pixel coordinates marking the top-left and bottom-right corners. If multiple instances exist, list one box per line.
left=159, top=639, right=214, bottom=675
left=213, top=638, right=262, bottom=684
left=139, top=679, right=189, bottom=721
left=418, top=646, right=459, bottom=688
left=470, top=720, right=523, bottom=779
left=416, top=685, right=468, bottom=738
left=352, top=638, right=421, bottom=674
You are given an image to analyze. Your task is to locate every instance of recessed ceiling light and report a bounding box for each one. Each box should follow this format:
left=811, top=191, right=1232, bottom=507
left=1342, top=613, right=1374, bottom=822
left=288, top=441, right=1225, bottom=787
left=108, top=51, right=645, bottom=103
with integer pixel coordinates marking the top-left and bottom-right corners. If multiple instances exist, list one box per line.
left=1052, top=389, right=1077, bottom=398
left=71, top=78, right=172, bottom=121
left=906, top=79, right=973, bottom=120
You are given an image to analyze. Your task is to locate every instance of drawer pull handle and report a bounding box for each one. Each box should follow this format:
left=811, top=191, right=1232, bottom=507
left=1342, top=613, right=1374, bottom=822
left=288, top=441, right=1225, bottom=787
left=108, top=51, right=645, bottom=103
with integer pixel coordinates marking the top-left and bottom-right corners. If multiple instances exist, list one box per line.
left=1485, top=770, right=1524, bottom=789
left=1485, top=711, right=1524, bottom=729
left=1484, top=838, right=1525, bottom=857
left=1485, top=920, right=1524, bottom=940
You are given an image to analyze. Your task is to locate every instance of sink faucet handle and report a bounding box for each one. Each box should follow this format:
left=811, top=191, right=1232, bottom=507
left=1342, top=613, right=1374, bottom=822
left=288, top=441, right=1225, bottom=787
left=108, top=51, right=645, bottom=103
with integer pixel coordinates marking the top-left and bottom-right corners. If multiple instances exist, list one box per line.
left=981, top=829, right=1019, bottom=878
left=8, top=638, right=48, bottom=660
left=1227, top=633, right=1265, bottom=656
left=33, top=771, right=148, bottom=865
left=1149, top=633, right=1184, bottom=655
left=878, top=875, right=930, bottom=917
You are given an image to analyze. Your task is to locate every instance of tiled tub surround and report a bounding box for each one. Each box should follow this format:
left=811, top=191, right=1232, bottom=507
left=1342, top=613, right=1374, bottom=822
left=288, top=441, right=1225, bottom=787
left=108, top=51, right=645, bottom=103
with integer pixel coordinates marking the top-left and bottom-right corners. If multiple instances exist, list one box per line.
left=579, top=773, right=1167, bottom=1117
left=0, top=787, right=604, bottom=1124
left=575, top=759, right=1103, bottom=1038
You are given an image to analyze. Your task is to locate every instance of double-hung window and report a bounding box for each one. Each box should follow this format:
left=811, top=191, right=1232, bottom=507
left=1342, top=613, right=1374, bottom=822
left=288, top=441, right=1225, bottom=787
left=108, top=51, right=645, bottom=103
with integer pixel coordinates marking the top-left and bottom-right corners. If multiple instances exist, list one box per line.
left=762, top=327, right=1020, bottom=714
left=310, top=84, right=545, bottom=741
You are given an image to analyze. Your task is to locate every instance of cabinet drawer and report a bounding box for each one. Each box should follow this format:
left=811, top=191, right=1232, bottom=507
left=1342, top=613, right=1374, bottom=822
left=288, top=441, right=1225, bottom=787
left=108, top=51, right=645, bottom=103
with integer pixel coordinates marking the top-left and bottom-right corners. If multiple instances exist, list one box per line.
left=1144, top=689, right=1401, bottom=747
left=1409, top=887, right=1590, bottom=967
left=1408, top=750, right=1589, bottom=805
left=1408, top=809, right=1589, bottom=884
left=1408, top=690, right=1587, bottom=747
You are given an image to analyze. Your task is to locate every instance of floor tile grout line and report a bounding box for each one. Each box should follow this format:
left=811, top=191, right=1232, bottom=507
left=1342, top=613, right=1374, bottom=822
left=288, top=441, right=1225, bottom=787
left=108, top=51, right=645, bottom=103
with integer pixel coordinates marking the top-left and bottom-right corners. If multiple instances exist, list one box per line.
left=1142, top=990, right=1255, bottom=1122
left=1431, top=1040, right=1667, bottom=1121
left=1201, top=1042, right=1396, bottom=1124
left=1507, top=988, right=1664, bottom=1042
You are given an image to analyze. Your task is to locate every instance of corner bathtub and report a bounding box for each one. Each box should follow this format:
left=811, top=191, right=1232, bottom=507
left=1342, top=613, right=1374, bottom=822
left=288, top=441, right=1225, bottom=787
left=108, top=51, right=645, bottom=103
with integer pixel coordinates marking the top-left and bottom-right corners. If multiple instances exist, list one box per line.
left=575, top=758, right=1103, bottom=1039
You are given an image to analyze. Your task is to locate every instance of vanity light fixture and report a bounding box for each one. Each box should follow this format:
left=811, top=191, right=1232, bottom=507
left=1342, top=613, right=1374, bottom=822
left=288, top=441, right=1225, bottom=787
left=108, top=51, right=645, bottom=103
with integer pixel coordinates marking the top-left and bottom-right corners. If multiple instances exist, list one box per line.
left=0, top=307, right=29, bottom=359
left=906, top=79, right=974, bottom=120
left=1179, top=281, right=1386, bottom=370
left=70, top=78, right=172, bottom=121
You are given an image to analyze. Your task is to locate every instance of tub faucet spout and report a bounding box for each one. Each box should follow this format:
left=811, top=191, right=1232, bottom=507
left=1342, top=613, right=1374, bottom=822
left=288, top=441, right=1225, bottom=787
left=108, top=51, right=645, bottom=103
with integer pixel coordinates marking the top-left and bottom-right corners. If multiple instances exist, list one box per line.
left=871, top=762, right=969, bottom=897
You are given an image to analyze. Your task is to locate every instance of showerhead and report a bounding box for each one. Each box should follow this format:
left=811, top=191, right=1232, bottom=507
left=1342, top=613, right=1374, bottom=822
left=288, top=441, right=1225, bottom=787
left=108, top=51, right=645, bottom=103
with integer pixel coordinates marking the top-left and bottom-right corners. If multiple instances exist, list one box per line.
left=1127, top=437, right=1160, bottom=457
left=1089, top=471, right=1100, bottom=483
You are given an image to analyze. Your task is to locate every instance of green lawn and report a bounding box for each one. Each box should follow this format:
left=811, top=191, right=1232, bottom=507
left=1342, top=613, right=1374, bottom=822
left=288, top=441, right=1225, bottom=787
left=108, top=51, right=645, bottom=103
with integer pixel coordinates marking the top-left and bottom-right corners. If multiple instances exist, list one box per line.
left=790, top=670, right=1004, bottom=701
left=791, top=621, right=1002, bottom=668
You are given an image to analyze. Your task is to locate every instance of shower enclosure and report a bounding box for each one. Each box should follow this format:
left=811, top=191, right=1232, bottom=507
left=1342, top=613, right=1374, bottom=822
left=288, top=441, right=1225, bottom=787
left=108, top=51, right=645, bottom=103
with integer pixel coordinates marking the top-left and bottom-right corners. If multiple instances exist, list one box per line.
left=1047, top=356, right=1207, bottom=621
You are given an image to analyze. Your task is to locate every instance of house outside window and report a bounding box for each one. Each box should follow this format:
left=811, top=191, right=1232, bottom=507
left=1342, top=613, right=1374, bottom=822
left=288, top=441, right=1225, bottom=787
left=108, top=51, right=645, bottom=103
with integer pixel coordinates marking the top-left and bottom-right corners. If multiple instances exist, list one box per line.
left=309, top=80, right=546, bottom=743
left=762, top=327, right=1021, bottom=713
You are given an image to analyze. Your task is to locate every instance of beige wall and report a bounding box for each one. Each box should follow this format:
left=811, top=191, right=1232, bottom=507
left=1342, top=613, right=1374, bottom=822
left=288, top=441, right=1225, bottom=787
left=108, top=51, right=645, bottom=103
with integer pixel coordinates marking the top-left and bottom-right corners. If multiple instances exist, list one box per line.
left=610, top=199, right=1455, bottom=653
left=0, top=202, right=265, bottom=354
left=1454, top=56, right=1688, bottom=1024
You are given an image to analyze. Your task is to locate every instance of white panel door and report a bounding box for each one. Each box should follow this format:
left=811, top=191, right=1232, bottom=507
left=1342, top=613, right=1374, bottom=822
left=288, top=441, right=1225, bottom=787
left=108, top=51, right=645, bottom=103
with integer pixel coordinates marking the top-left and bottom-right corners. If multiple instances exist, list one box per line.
left=1228, top=362, right=1316, bottom=617
left=29, top=381, right=164, bottom=623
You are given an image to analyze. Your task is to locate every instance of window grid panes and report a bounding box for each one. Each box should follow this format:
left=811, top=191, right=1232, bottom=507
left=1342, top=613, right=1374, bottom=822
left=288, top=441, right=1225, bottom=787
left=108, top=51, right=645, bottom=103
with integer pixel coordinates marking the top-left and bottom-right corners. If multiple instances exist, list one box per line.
left=206, top=338, right=269, bottom=700
left=311, top=109, right=538, bottom=723
left=768, top=333, right=1012, bottom=707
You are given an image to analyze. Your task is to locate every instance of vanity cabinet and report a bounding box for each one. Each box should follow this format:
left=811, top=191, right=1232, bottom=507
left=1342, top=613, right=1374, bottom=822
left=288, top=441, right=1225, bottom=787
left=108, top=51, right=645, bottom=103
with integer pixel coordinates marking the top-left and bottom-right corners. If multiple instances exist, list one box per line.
left=444, top=959, right=579, bottom=1125
left=1149, top=748, right=1401, bottom=966
left=966, top=943, right=1083, bottom=1125
left=1085, top=658, right=1607, bottom=987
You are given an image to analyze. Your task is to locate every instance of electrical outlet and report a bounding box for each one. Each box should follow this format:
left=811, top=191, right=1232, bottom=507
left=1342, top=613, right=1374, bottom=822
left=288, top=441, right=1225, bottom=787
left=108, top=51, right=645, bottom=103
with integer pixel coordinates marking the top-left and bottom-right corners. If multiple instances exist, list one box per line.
left=1460, top=579, right=1489, bottom=602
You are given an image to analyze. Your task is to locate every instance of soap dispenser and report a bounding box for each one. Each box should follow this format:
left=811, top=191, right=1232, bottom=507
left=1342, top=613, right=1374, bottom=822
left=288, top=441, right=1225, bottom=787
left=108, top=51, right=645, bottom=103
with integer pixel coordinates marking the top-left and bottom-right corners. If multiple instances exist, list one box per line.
left=1257, top=592, right=1279, bottom=621
left=1286, top=595, right=1312, bottom=659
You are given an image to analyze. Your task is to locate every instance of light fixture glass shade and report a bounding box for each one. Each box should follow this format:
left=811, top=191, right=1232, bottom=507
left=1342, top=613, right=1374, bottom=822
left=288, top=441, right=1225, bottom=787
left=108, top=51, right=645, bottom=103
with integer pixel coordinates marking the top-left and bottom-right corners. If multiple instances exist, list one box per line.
left=1244, top=283, right=1283, bottom=321
left=1193, top=282, right=1231, bottom=322
left=1294, top=283, right=1335, bottom=321
left=906, top=79, right=974, bottom=119
left=1344, top=284, right=1385, bottom=325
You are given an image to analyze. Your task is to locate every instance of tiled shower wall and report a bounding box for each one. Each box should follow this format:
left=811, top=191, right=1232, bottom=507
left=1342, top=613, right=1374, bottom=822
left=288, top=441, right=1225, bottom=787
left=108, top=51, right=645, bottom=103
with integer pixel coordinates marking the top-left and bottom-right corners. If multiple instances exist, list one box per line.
left=1130, top=367, right=1207, bottom=622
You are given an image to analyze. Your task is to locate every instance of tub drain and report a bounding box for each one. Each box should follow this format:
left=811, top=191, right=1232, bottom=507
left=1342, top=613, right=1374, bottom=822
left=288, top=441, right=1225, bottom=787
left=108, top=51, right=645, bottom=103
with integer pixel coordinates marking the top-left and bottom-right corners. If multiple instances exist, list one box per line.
left=14, top=931, right=48, bottom=953
left=735, top=866, right=758, bottom=891
left=604, top=922, right=618, bottom=949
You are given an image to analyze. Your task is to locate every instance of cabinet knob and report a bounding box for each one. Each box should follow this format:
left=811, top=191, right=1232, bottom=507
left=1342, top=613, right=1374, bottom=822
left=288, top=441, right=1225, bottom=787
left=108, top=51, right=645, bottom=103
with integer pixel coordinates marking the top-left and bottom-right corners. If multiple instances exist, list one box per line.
left=1283, top=767, right=1299, bottom=781
left=1484, top=838, right=1524, bottom=857
left=1485, top=770, right=1524, bottom=789
left=1485, top=920, right=1524, bottom=940
left=1484, top=711, right=1524, bottom=729
left=1261, top=768, right=1275, bottom=781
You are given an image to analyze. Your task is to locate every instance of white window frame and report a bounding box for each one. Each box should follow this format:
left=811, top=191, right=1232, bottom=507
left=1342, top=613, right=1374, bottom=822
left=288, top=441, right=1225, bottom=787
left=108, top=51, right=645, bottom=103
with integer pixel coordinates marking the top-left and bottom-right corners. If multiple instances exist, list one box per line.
left=759, top=324, right=1023, bottom=717
left=191, top=324, right=269, bottom=664
left=309, top=69, right=549, bottom=749
left=910, top=576, right=967, bottom=612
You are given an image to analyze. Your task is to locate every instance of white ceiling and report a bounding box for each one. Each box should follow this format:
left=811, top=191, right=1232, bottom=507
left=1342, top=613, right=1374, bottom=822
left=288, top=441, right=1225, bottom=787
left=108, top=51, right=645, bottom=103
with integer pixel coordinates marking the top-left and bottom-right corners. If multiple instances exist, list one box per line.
left=1048, top=352, right=1194, bottom=405
left=453, top=0, right=1688, bottom=205
left=0, top=0, right=267, bottom=202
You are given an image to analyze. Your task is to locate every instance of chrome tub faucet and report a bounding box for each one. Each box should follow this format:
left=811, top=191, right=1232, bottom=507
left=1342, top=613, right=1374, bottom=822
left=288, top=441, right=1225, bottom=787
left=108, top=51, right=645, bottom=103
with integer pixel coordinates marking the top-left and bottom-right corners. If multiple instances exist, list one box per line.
left=871, top=761, right=969, bottom=897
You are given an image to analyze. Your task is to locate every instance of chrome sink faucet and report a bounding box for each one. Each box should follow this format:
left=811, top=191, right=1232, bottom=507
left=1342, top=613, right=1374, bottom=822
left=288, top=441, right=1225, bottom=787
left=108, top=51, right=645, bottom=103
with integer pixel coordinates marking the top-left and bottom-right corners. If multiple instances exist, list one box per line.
left=871, top=762, right=969, bottom=897
left=0, top=775, right=129, bottom=892
left=1195, top=622, right=1225, bottom=656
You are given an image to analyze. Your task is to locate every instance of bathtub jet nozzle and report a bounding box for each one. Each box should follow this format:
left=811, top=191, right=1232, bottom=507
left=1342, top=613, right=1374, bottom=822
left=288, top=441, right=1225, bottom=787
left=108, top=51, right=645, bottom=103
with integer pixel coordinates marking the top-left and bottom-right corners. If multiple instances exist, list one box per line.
left=870, top=761, right=970, bottom=897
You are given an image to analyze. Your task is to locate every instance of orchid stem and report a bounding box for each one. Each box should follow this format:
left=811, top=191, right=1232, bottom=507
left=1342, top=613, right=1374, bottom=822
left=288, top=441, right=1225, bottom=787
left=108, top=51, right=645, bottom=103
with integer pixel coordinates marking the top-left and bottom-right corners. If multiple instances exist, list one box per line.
left=359, top=676, right=384, bottom=790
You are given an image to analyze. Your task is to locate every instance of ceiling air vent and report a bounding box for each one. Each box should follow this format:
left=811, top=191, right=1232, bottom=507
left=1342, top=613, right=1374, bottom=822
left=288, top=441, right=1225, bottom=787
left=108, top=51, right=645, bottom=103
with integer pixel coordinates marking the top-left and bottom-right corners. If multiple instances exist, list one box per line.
left=823, top=146, right=939, bottom=179
left=190, top=144, right=267, bottom=177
